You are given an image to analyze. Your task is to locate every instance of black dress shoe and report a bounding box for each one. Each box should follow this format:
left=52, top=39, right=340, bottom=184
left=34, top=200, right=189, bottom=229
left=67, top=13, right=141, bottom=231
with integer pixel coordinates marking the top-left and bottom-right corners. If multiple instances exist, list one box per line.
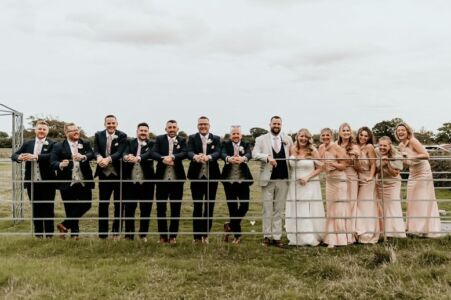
left=273, top=240, right=284, bottom=248
left=262, top=237, right=270, bottom=247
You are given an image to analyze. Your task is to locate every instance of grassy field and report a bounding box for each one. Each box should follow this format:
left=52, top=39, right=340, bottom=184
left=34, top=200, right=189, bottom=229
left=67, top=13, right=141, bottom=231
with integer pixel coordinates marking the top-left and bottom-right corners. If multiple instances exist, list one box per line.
left=0, top=236, right=450, bottom=299
left=1, top=148, right=450, bottom=299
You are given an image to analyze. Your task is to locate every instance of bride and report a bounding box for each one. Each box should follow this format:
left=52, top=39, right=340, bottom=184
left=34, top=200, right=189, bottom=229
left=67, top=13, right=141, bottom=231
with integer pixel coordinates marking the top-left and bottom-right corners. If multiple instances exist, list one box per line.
left=285, top=128, right=325, bottom=246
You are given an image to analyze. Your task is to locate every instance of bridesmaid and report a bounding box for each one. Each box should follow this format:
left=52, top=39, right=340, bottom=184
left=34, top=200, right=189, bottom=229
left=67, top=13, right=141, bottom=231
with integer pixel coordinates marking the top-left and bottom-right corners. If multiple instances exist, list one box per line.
left=375, top=136, right=406, bottom=238
left=355, top=127, right=379, bottom=243
left=319, top=128, right=354, bottom=248
left=337, top=123, right=360, bottom=237
left=395, top=122, right=442, bottom=237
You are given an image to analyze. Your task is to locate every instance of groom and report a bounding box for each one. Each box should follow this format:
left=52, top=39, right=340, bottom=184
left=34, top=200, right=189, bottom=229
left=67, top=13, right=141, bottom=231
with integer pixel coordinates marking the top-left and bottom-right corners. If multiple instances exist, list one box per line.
left=252, top=116, right=292, bottom=247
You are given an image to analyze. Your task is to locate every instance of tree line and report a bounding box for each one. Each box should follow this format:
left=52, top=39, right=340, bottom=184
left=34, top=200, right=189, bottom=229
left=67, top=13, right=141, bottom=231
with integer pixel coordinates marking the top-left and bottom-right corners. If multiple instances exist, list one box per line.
left=0, top=116, right=450, bottom=148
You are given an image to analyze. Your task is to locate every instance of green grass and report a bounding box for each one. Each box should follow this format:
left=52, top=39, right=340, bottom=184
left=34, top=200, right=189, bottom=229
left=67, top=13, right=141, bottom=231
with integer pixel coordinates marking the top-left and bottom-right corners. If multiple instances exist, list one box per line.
left=1, top=154, right=451, bottom=298
left=0, top=237, right=450, bottom=299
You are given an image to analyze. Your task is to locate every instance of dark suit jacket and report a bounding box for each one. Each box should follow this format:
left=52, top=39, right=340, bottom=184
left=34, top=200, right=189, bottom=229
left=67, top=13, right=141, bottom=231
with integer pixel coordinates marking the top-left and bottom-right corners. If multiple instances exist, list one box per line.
left=220, top=140, right=253, bottom=185
left=50, top=139, right=95, bottom=190
left=11, top=139, right=56, bottom=188
left=122, top=138, right=155, bottom=180
left=187, top=133, right=221, bottom=179
left=93, top=129, right=127, bottom=177
left=150, top=134, right=187, bottom=180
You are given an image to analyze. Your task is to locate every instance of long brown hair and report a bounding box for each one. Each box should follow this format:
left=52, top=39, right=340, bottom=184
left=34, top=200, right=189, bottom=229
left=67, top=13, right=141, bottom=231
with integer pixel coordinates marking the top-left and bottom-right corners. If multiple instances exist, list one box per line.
left=357, top=126, right=374, bottom=145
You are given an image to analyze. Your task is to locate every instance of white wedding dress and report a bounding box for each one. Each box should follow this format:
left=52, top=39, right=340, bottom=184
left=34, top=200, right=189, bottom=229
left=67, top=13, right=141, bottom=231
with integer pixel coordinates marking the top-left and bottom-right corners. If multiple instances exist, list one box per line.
left=285, top=157, right=325, bottom=246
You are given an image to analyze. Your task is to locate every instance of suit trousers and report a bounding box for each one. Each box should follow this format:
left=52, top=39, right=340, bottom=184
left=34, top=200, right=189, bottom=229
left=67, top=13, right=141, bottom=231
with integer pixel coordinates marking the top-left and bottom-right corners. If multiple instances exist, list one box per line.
left=98, top=173, right=123, bottom=238
left=261, top=180, right=288, bottom=240
left=155, top=182, right=184, bottom=240
left=123, top=182, right=154, bottom=239
left=191, top=178, right=218, bottom=240
left=27, top=182, right=56, bottom=237
left=60, top=183, right=92, bottom=236
left=223, top=182, right=250, bottom=238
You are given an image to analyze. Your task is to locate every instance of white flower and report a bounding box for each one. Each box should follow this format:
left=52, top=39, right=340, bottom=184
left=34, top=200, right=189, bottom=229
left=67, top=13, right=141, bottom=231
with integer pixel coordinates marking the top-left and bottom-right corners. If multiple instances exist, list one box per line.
left=173, top=138, right=178, bottom=146
left=78, top=144, right=84, bottom=149
left=141, top=141, right=147, bottom=147
left=239, top=146, right=244, bottom=153
left=207, top=138, right=212, bottom=144
left=43, top=141, right=49, bottom=146
left=112, top=134, right=118, bottom=140
left=176, top=145, right=180, bottom=149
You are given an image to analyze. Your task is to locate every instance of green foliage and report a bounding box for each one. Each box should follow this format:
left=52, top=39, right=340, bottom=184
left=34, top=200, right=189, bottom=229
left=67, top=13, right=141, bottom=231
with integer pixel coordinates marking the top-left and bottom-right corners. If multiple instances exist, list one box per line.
left=372, top=117, right=404, bottom=142
left=414, top=127, right=435, bottom=144
left=0, top=131, right=8, bottom=138
left=249, top=127, right=268, bottom=139
left=24, top=115, right=88, bottom=142
left=435, top=122, right=451, bottom=143
left=0, top=138, right=12, bottom=148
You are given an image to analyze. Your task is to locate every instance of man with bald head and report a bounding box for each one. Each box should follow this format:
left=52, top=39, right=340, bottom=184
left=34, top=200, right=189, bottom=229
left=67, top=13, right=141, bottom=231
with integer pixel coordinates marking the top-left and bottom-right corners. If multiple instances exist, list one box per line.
left=221, top=125, right=253, bottom=244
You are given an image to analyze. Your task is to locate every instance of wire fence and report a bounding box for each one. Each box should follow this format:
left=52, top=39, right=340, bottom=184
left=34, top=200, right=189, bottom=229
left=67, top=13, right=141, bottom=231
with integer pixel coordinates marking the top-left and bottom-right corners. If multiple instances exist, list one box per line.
left=0, top=155, right=450, bottom=243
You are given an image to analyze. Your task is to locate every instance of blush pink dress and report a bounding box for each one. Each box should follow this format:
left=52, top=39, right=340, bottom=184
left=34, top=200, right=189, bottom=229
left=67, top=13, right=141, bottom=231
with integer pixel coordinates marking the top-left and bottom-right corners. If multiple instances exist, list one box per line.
left=322, top=150, right=355, bottom=246
left=342, top=151, right=359, bottom=236
left=355, top=148, right=379, bottom=243
left=375, top=152, right=406, bottom=238
left=404, top=147, right=442, bottom=237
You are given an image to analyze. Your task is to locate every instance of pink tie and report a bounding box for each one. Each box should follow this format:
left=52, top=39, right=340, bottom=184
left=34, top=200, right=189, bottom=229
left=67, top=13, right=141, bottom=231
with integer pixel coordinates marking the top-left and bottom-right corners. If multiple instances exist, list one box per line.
left=34, top=140, right=43, bottom=156
left=234, top=143, right=239, bottom=156
left=169, top=138, right=174, bottom=155
left=274, top=137, right=280, bottom=153
left=106, top=135, right=112, bottom=155
left=72, top=142, right=79, bottom=155
left=202, top=135, right=207, bottom=154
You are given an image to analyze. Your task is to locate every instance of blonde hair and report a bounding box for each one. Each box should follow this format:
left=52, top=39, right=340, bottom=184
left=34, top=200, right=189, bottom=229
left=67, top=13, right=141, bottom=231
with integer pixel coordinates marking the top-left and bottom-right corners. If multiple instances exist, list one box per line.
left=35, top=120, right=49, bottom=127
left=378, top=136, right=399, bottom=157
left=394, top=122, right=414, bottom=141
left=337, top=122, right=356, bottom=154
left=294, top=128, right=315, bottom=157
left=64, top=122, right=77, bottom=133
left=320, top=128, right=334, bottom=142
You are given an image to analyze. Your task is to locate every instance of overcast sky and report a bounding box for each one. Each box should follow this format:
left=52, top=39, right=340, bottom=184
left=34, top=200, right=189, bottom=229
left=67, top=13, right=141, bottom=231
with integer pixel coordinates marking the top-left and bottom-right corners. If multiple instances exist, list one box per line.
left=1, top=0, right=450, bottom=137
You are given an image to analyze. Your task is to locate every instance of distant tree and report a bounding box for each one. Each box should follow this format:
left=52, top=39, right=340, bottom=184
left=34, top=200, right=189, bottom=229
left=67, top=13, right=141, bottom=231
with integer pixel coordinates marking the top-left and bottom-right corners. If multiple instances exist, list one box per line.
left=178, top=130, right=188, bottom=141
left=24, top=115, right=88, bottom=142
left=435, top=122, right=451, bottom=144
left=249, top=127, right=268, bottom=139
left=414, top=127, right=435, bottom=144
left=0, top=131, right=8, bottom=138
left=372, top=117, right=404, bottom=142
left=148, top=131, right=156, bottom=140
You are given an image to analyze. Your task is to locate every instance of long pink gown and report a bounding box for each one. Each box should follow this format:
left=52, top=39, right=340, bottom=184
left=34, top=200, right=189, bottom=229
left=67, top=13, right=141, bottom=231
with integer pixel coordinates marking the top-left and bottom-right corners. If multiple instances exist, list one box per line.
left=356, top=149, right=379, bottom=243
left=404, top=147, right=442, bottom=237
left=322, top=151, right=355, bottom=246
left=375, top=153, right=406, bottom=238
left=343, top=151, right=359, bottom=236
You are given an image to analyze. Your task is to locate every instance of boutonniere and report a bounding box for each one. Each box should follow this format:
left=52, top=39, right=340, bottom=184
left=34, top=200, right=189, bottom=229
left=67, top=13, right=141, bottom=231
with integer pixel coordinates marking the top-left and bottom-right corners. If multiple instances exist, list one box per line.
left=207, top=138, right=212, bottom=145
left=78, top=144, right=84, bottom=149
left=140, top=141, right=147, bottom=147
left=239, top=146, right=244, bottom=154
left=112, top=134, right=118, bottom=140
left=43, top=141, right=49, bottom=146
left=173, top=139, right=178, bottom=146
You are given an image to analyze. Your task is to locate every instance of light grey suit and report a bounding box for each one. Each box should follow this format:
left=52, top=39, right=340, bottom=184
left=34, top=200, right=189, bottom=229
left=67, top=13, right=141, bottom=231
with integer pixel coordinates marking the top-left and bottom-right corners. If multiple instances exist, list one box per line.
left=252, top=132, right=293, bottom=240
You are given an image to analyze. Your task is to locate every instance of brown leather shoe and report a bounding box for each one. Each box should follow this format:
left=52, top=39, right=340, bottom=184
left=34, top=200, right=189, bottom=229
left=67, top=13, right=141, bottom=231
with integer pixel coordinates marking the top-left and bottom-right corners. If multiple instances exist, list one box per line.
left=273, top=240, right=284, bottom=248
left=57, top=223, right=68, bottom=233
left=169, top=237, right=177, bottom=244
left=262, top=237, right=270, bottom=247
left=223, top=223, right=231, bottom=242
left=158, top=237, right=168, bottom=244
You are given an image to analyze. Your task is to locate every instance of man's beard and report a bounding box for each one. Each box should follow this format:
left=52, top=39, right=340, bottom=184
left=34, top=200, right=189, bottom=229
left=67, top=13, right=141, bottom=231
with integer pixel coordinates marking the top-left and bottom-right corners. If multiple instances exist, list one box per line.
left=270, top=128, right=280, bottom=135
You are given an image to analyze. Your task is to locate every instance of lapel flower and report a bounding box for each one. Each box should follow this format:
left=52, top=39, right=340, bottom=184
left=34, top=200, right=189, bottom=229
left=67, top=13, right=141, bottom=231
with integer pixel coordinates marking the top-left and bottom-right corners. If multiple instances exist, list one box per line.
left=43, top=140, right=49, bottom=146
left=141, top=141, right=147, bottom=147
left=173, top=138, right=178, bottom=146
left=78, top=143, right=84, bottom=149
left=239, top=146, right=244, bottom=154
left=176, top=144, right=180, bottom=149
left=206, top=138, right=212, bottom=145
left=112, top=134, right=118, bottom=140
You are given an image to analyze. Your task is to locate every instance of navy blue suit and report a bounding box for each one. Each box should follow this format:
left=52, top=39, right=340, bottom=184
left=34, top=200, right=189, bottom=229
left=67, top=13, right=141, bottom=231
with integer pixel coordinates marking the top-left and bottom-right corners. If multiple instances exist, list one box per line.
left=220, top=140, right=253, bottom=238
left=94, top=129, right=127, bottom=238
left=50, top=139, right=94, bottom=236
left=150, top=134, right=187, bottom=240
left=122, top=138, right=155, bottom=240
left=187, top=133, right=221, bottom=240
left=12, top=139, right=56, bottom=237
